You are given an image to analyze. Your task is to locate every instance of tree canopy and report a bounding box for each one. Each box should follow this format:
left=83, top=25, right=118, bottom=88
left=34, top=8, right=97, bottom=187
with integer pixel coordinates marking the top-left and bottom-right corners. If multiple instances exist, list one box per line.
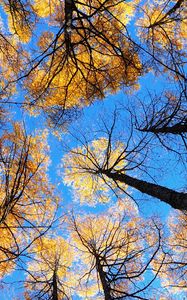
left=0, top=0, right=186, bottom=299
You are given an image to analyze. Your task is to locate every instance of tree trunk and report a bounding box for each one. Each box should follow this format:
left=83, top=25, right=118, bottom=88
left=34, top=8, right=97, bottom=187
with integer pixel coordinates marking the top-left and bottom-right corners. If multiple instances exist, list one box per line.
left=103, top=171, right=187, bottom=210
left=141, top=122, right=187, bottom=134
left=65, top=0, right=75, bottom=50
left=52, top=271, right=58, bottom=300
left=96, top=257, right=112, bottom=300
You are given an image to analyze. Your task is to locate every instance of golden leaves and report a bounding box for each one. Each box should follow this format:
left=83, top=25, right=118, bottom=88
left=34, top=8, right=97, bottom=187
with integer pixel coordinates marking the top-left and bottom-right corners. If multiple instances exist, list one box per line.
left=1, top=0, right=34, bottom=43
left=25, top=41, right=141, bottom=112
left=29, top=237, right=73, bottom=278
left=22, top=0, right=142, bottom=112
left=63, top=138, right=126, bottom=204
left=138, top=0, right=186, bottom=51
left=0, top=123, right=58, bottom=277
left=69, top=203, right=161, bottom=299
left=33, top=0, right=57, bottom=17
left=26, top=236, right=74, bottom=298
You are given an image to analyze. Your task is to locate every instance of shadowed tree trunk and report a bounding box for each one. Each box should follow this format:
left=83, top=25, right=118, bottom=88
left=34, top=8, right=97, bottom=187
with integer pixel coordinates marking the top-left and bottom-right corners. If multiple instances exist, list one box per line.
left=140, top=121, right=187, bottom=135
left=96, top=256, right=112, bottom=300
left=102, top=171, right=187, bottom=210
left=52, top=270, right=58, bottom=300
left=65, top=0, right=75, bottom=50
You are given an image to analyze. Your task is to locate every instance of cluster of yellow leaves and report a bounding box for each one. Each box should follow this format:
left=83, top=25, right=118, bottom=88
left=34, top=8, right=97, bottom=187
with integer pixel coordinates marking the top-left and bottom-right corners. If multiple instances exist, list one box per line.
left=0, top=213, right=18, bottom=278
left=1, top=0, right=35, bottom=43
left=70, top=202, right=160, bottom=299
left=0, top=34, right=21, bottom=97
left=162, top=211, right=187, bottom=292
left=32, top=0, right=138, bottom=25
left=63, top=138, right=126, bottom=204
left=151, top=211, right=187, bottom=294
left=75, top=0, right=138, bottom=26
left=138, top=0, right=187, bottom=51
left=26, top=236, right=74, bottom=297
left=29, top=237, right=73, bottom=278
left=24, top=0, right=141, bottom=112
left=169, top=211, right=187, bottom=252
left=0, top=123, right=50, bottom=199
left=33, top=0, right=57, bottom=17
left=0, top=0, right=142, bottom=113
left=26, top=42, right=141, bottom=113
left=0, top=123, right=58, bottom=277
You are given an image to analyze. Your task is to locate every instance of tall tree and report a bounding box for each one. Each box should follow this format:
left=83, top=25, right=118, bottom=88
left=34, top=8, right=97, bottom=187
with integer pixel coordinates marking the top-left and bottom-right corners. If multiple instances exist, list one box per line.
left=63, top=115, right=187, bottom=209
left=24, top=236, right=73, bottom=300
left=0, top=123, right=58, bottom=277
left=0, top=0, right=141, bottom=120
left=154, top=210, right=187, bottom=295
left=0, top=0, right=186, bottom=129
left=137, top=0, right=186, bottom=80
left=70, top=202, right=164, bottom=299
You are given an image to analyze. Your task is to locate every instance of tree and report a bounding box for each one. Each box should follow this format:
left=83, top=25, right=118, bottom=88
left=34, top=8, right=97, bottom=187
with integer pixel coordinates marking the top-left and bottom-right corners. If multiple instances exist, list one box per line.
left=70, top=201, right=164, bottom=299
left=0, top=0, right=186, bottom=129
left=154, top=210, right=187, bottom=295
left=62, top=114, right=187, bottom=210
left=23, top=236, right=74, bottom=300
left=0, top=122, right=58, bottom=277
left=0, top=0, right=141, bottom=122
left=137, top=0, right=186, bottom=81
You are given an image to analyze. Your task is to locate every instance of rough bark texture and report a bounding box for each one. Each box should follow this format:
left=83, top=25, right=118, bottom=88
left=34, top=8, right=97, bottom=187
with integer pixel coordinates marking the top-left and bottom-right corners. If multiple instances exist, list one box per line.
left=52, top=271, right=58, bottom=300
left=142, top=122, right=187, bottom=134
left=65, top=0, right=75, bottom=50
left=96, top=257, right=112, bottom=300
left=104, top=171, right=187, bottom=210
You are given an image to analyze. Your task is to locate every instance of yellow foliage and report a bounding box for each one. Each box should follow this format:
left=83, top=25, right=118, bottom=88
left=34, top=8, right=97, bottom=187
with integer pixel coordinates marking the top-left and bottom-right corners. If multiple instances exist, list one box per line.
left=33, top=0, right=56, bottom=17
left=24, top=0, right=141, bottom=111
left=0, top=123, right=58, bottom=278
left=0, top=213, right=18, bottom=278
left=26, top=236, right=74, bottom=297
left=154, top=211, right=187, bottom=293
left=29, top=237, right=73, bottom=277
left=1, top=0, right=34, bottom=42
left=0, top=34, right=23, bottom=97
left=26, top=42, right=141, bottom=111
left=138, top=0, right=186, bottom=51
left=63, top=138, right=126, bottom=204
left=7, top=15, right=31, bottom=43
left=70, top=203, right=158, bottom=299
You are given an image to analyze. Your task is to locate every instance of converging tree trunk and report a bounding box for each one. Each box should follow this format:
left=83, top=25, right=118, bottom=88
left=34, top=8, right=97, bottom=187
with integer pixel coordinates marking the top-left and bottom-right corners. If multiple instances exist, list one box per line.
left=52, top=270, right=58, bottom=300
left=96, top=256, right=112, bottom=300
left=141, top=122, right=187, bottom=135
left=103, top=171, right=187, bottom=210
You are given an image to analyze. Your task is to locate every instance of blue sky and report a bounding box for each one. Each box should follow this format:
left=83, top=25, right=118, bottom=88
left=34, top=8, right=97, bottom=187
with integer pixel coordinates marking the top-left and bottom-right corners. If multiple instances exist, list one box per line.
left=0, top=1, right=186, bottom=299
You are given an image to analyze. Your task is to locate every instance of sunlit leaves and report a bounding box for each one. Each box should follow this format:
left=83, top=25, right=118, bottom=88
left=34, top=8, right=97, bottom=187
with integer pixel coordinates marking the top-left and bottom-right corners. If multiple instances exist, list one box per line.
left=63, top=137, right=126, bottom=204
left=137, top=0, right=186, bottom=78
left=20, top=0, right=141, bottom=115
left=25, top=236, right=74, bottom=299
left=33, top=0, right=56, bottom=17
left=70, top=203, right=162, bottom=299
left=0, top=123, right=58, bottom=277
left=0, top=0, right=35, bottom=42
left=158, top=211, right=187, bottom=293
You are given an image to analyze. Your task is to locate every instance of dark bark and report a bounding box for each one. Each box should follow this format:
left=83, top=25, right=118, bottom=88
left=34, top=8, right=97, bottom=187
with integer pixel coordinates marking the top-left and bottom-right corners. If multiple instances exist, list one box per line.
left=140, top=122, right=187, bottom=134
left=103, top=171, right=187, bottom=210
left=65, top=0, right=74, bottom=26
left=52, top=271, right=58, bottom=300
left=96, top=256, right=112, bottom=300
left=65, top=0, right=75, bottom=50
